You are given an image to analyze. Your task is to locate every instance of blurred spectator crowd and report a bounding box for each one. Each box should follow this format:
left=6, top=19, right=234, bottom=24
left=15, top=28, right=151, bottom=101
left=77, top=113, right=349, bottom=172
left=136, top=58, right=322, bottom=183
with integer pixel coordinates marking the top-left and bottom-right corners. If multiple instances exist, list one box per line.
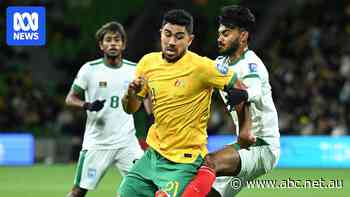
left=1, top=0, right=350, bottom=138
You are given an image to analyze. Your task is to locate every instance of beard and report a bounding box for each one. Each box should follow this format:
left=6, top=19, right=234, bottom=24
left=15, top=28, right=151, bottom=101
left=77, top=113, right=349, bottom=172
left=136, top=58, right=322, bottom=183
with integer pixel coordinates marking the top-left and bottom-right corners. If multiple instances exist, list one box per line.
left=219, top=38, right=240, bottom=56
left=105, top=51, right=120, bottom=60
left=162, top=48, right=186, bottom=63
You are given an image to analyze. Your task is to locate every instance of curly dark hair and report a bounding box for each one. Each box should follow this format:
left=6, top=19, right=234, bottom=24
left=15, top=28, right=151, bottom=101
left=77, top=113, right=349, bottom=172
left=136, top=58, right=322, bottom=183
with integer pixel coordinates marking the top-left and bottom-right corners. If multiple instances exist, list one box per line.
left=162, top=9, right=193, bottom=34
left=218, top=5, right=255, bottom=33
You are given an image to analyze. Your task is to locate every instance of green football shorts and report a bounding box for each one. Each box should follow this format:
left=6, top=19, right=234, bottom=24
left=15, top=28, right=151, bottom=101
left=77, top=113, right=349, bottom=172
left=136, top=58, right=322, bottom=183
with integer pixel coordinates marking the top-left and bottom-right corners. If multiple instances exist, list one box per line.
left=118, top=148, right=203, bottom=197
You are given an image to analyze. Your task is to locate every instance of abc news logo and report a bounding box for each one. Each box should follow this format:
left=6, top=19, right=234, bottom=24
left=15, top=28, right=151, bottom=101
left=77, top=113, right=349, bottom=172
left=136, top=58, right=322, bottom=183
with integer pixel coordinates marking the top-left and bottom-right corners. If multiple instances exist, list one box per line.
left=13, top=12, right=39, bottom=40
left=6, top=7, right=46, bottom=46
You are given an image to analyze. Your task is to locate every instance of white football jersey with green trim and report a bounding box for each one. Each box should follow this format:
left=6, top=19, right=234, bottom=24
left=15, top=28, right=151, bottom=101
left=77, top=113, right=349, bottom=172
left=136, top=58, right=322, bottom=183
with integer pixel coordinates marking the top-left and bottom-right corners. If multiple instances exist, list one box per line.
left=216, top=50, right=280, bottom=147
left=73, top=58, right=138, bottom=150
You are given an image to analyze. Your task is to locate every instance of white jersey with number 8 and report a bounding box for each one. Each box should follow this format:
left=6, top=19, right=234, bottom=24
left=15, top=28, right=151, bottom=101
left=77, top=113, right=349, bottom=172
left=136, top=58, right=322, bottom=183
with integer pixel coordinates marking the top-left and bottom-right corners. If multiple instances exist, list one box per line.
left=73, top=58, right=138, bottom=150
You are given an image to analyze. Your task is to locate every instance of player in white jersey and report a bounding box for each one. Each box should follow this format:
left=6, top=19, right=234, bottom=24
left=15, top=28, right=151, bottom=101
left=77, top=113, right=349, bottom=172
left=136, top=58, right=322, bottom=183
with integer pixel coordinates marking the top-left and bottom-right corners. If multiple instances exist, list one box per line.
left=182, top=6, right=280, bottom=197
left=211, top=5, right=280, bottom=197
left=65, top=22, right=143, bottom=197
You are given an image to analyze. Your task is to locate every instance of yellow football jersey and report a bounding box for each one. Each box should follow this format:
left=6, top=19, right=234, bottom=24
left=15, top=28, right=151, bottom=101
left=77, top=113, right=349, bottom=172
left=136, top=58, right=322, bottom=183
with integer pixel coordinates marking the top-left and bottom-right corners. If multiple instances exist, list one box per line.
left=136, top=51, right=237, bottom=163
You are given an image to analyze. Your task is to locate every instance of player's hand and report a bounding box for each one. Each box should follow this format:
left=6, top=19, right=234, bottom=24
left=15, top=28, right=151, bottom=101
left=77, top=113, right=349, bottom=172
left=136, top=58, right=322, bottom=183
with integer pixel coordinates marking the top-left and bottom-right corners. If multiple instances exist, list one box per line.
left=237, top=132, right=256, bottom=149
left=127, top=76, right=146, bottom=97
left=224, top=80, right=248, bottom=111
left=83, top=99, right=106, bottom=111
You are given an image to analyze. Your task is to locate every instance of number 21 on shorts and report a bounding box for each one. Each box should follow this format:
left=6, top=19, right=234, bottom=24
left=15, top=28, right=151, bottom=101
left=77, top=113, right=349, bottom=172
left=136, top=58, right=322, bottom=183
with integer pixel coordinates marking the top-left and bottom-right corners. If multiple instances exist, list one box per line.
left=162, top=180, right=179, bottom=197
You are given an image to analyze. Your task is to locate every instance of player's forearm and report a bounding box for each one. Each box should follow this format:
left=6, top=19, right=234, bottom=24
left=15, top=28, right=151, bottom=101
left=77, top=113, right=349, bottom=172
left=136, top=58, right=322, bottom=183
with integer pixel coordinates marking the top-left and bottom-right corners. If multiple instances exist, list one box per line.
left=65, top=94, right=85, bottom=108
left=237, top=103, right=251, bottom=134
left=65, top=88, right=86, bottom=109
left=143, top=96, right=153, bottom=115
left=236, top=103, right=256, bottom=148
left=122, top=94, right=142, bottom=114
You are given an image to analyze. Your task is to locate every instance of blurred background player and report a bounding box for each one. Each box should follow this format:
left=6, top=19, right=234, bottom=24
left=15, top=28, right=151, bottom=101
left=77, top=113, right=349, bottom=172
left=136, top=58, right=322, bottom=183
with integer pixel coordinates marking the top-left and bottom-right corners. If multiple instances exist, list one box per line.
left=118, top=9, right=245, bottom=197
left=65, top=21, right=144, bottom=197
left=182, top=5, right=280, bottom=197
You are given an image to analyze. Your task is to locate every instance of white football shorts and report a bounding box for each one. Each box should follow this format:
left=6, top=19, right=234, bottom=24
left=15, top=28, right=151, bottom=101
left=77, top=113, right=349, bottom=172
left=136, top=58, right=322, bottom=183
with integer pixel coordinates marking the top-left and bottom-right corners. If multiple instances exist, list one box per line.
left=213, top=145, right=280, bottom=197
left=73, top=139, right=144, bottom=190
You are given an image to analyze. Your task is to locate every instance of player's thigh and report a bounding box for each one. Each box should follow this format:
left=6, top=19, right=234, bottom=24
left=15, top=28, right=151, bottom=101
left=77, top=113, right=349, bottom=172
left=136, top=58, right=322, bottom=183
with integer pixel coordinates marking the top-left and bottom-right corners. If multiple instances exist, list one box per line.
left=118, top=173, right=157, bottom=197
left=239, top=146, right=279, bottom=177
left=74, top=149, right=115, bottom=190
left=118, top=148, right=157, bottom=196
left=156, top=156, right=202, bottom=197
left=262, top=146, right=280, bottom=173
left=115, top=137, right=144, bottom=176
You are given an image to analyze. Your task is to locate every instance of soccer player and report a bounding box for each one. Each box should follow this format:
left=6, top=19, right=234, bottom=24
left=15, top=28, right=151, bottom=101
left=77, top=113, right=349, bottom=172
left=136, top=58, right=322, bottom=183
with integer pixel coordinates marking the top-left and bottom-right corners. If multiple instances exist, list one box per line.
left=118, top=9, right=246, bottom=197
left=182, top=5, right=281, bottom=197
left=65, top=21, right=144, bottom=197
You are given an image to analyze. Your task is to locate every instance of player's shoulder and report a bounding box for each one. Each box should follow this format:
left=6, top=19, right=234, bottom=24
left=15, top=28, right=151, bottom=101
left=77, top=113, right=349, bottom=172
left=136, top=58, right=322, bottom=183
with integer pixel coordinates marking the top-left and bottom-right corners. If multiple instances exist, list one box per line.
left=137, top=52, right=161, bottom=70
left=241, top=50, right=266, bottom=70
left=187, top=51, right=215, bottom=65
left=186, top=51, right=223, bottom=75
left=242, top=50, right=264, bottom=65
left=136, top=52, right=162, bottom=74
left=77, top=58, right=103, bottom=73
left=236, top=50, right=268, bottom=78
left=122, top=59, right=137, bottom=67
left=140, top=52, right=162, bottom=62
left=86, top=58, right=104, bottom=66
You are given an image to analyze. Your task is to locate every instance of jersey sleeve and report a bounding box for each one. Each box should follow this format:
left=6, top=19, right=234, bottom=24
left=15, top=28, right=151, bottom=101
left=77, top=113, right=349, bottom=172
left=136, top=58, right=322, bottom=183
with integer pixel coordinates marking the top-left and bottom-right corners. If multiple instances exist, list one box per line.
left=135, top=56, right=150, bottom=98
left=240, top=62, right=262, bottom=102
left=199, top=57, right=237, bottom=90
left=72, top=64, right=89, bottom=93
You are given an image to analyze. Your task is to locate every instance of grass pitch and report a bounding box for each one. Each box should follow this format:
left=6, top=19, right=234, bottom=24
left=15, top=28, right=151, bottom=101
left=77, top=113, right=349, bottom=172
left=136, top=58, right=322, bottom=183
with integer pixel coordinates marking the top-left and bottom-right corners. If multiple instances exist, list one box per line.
left=0, top=164, right=349, bottom=196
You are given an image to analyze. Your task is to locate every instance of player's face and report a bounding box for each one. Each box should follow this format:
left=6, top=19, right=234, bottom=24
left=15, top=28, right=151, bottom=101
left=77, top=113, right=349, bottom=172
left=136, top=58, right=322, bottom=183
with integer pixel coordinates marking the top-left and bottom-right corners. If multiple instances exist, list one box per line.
left=99, top=32, right=125, bottom=57
left=217, top=24, right=240, bottom=56
left=160, top=23, right=194, bottom=62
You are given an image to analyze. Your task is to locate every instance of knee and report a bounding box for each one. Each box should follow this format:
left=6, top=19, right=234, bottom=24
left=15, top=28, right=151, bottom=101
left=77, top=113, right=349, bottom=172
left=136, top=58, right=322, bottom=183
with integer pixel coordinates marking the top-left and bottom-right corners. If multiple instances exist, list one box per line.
left=203, top=153, right=219, bottom=173
left=204, top=147, right=241, bottom=176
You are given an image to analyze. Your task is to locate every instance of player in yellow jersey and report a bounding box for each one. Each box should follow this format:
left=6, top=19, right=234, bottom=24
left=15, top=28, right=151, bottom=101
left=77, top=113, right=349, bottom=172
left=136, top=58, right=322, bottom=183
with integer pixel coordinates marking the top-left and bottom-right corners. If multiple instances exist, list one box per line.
left=118, top=9, right=247, bottom=197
